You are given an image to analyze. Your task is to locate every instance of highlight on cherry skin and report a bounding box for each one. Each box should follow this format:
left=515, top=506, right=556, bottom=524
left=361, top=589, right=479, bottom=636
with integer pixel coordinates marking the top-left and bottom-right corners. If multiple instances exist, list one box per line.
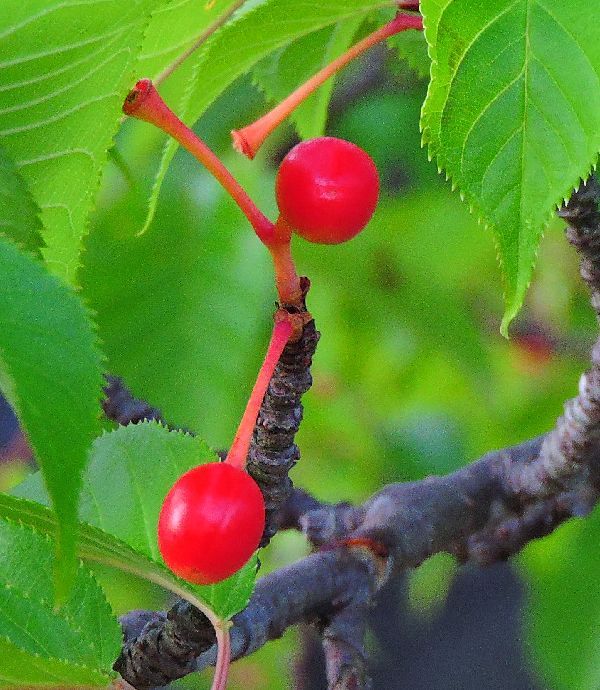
left=275, top=136, right=380, bottom=245
left=157, top=462, right=265, bottom=585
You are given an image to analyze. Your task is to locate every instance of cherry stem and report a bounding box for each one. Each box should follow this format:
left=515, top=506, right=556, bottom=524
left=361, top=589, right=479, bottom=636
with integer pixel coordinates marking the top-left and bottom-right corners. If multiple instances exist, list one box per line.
left=226, top=317, right=294, bottom=470
left=231, top=11, right=424, bottom=159
left=269, top=216, right=303, bottom=306
left=123, top=79, right=276, bottom=245
left=211, top=623, right=232, bottom=690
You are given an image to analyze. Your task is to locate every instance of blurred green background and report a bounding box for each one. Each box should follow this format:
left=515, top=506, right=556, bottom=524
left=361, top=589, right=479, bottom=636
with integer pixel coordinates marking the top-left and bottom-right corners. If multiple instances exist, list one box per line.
left=3, top=36, right=599, bottom=690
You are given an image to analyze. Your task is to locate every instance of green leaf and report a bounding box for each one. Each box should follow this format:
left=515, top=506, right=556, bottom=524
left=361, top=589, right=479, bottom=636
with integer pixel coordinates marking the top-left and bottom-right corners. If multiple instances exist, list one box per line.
left=421, top=0, right=600, bottom=333
left=0, top=519, right=120, bottom=687
left=128, top=0, right=247, bottom=148
left=0, top=0, right=170, bottom=282
left=2, top=490, right=257, bottom=623
left=15, top=422, right=257, bottom=620
left=523, top=507, right=600, bottom=690
left=252, top=18, right=362, bottom=140
left=0, top=637, right=112, bottom=688
left=81, top=422, right=218, bottom=561
left=0, top=237, right=104, bottom=599
left=137, top=0, right=394, bottom=233
left=0, top=492, right=232, bottom=625
left=0, top=146, right=43, bottom=254
left=136, top=0, right=245, bottom=80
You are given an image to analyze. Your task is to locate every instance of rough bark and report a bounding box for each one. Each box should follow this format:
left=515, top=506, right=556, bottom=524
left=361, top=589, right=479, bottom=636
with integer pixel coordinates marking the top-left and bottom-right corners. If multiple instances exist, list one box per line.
left=248, top=295, right=320, bottom=546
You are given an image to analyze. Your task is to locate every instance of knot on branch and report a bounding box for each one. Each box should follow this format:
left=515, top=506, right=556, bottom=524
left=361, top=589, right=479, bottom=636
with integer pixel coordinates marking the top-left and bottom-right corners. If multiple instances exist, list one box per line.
left=300, top=503, right=365, bottom=547
left=248, top=308, right=320, bottom=546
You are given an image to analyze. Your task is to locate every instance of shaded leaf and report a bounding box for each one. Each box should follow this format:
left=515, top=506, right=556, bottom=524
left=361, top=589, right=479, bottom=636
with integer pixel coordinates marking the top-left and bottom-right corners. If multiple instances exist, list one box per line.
left=82, top=422, right=217, bottom=561
left=0, top=236, right=103, bottom=598
left=252, top=18, right=362, bottom=140
left=0, top=519, right=120, bottom=687
left=0, top=145, right=43, bottom=254
left=388, top=28, right=430, bottom=79
left=1, top=491, right=255, bottom=622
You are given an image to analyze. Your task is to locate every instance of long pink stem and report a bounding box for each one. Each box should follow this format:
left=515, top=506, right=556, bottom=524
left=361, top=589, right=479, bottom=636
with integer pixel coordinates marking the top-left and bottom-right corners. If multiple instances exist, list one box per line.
left=231, top=12, right=423, bottom=159
left=211, top=624, right=232, bottom=690
left=226, top=318, right=293, bottom=469
left=123, top=79, right=275, bottom=245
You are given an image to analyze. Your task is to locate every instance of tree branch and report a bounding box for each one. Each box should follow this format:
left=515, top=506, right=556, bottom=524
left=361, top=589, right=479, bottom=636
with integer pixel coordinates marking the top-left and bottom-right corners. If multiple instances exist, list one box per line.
left=116, top=432, right=596, bottom=688
left=114, top=179, right=600, bottom=689
left=503, top=177, right=600, bottom=500
left=321, top=595, right=372, bottom=690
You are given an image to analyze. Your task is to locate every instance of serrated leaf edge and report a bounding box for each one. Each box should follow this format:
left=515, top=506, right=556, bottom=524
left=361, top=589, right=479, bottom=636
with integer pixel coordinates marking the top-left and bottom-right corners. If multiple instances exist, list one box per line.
left=59, top=2, right=172, bottom=284
left=0, top=519, right=119, bottom=681
left=419, top=2, right=600, bottom=334
left=0, top=633, right=115, bottom=688
left=0, top=236, right=105, bottom=600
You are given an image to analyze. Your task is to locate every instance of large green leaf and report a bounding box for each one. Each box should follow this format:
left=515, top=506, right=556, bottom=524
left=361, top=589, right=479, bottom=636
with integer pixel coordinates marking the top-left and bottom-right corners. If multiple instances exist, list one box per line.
left=137, top=0, right=245, bottom=80
left=136, top=0, right=395, bottom=233
left=0, top=237, right=103, bottom=598
left=0, top=519, right=121, bottom=688
left=0, top=0, right=170, bottom=282
left=252, top=18, right=362, bottom=141
left=421, top=0, right=600, bottom=333
left=15, top=422, right=258, bottom=620
left=0, top=145, right=43, bottom=254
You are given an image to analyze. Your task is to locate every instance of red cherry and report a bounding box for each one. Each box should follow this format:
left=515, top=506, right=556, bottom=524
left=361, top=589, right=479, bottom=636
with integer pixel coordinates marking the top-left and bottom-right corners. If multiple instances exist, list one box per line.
left=275, top=137, right=379, bottom=244
left=158, top=462, right=265, bottom=585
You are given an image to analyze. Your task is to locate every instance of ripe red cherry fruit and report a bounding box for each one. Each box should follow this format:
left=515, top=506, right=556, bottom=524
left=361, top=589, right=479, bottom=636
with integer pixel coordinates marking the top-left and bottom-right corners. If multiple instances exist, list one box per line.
left=158, top=462, right=265, bottom=585
left=275, top=136, right=379, bottom=244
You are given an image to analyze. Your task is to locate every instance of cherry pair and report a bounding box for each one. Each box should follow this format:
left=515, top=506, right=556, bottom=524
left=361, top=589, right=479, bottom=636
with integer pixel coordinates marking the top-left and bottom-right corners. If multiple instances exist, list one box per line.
left=156, top=136, right=378, bottom=585
left=125, top=79, right=380, bottom=584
